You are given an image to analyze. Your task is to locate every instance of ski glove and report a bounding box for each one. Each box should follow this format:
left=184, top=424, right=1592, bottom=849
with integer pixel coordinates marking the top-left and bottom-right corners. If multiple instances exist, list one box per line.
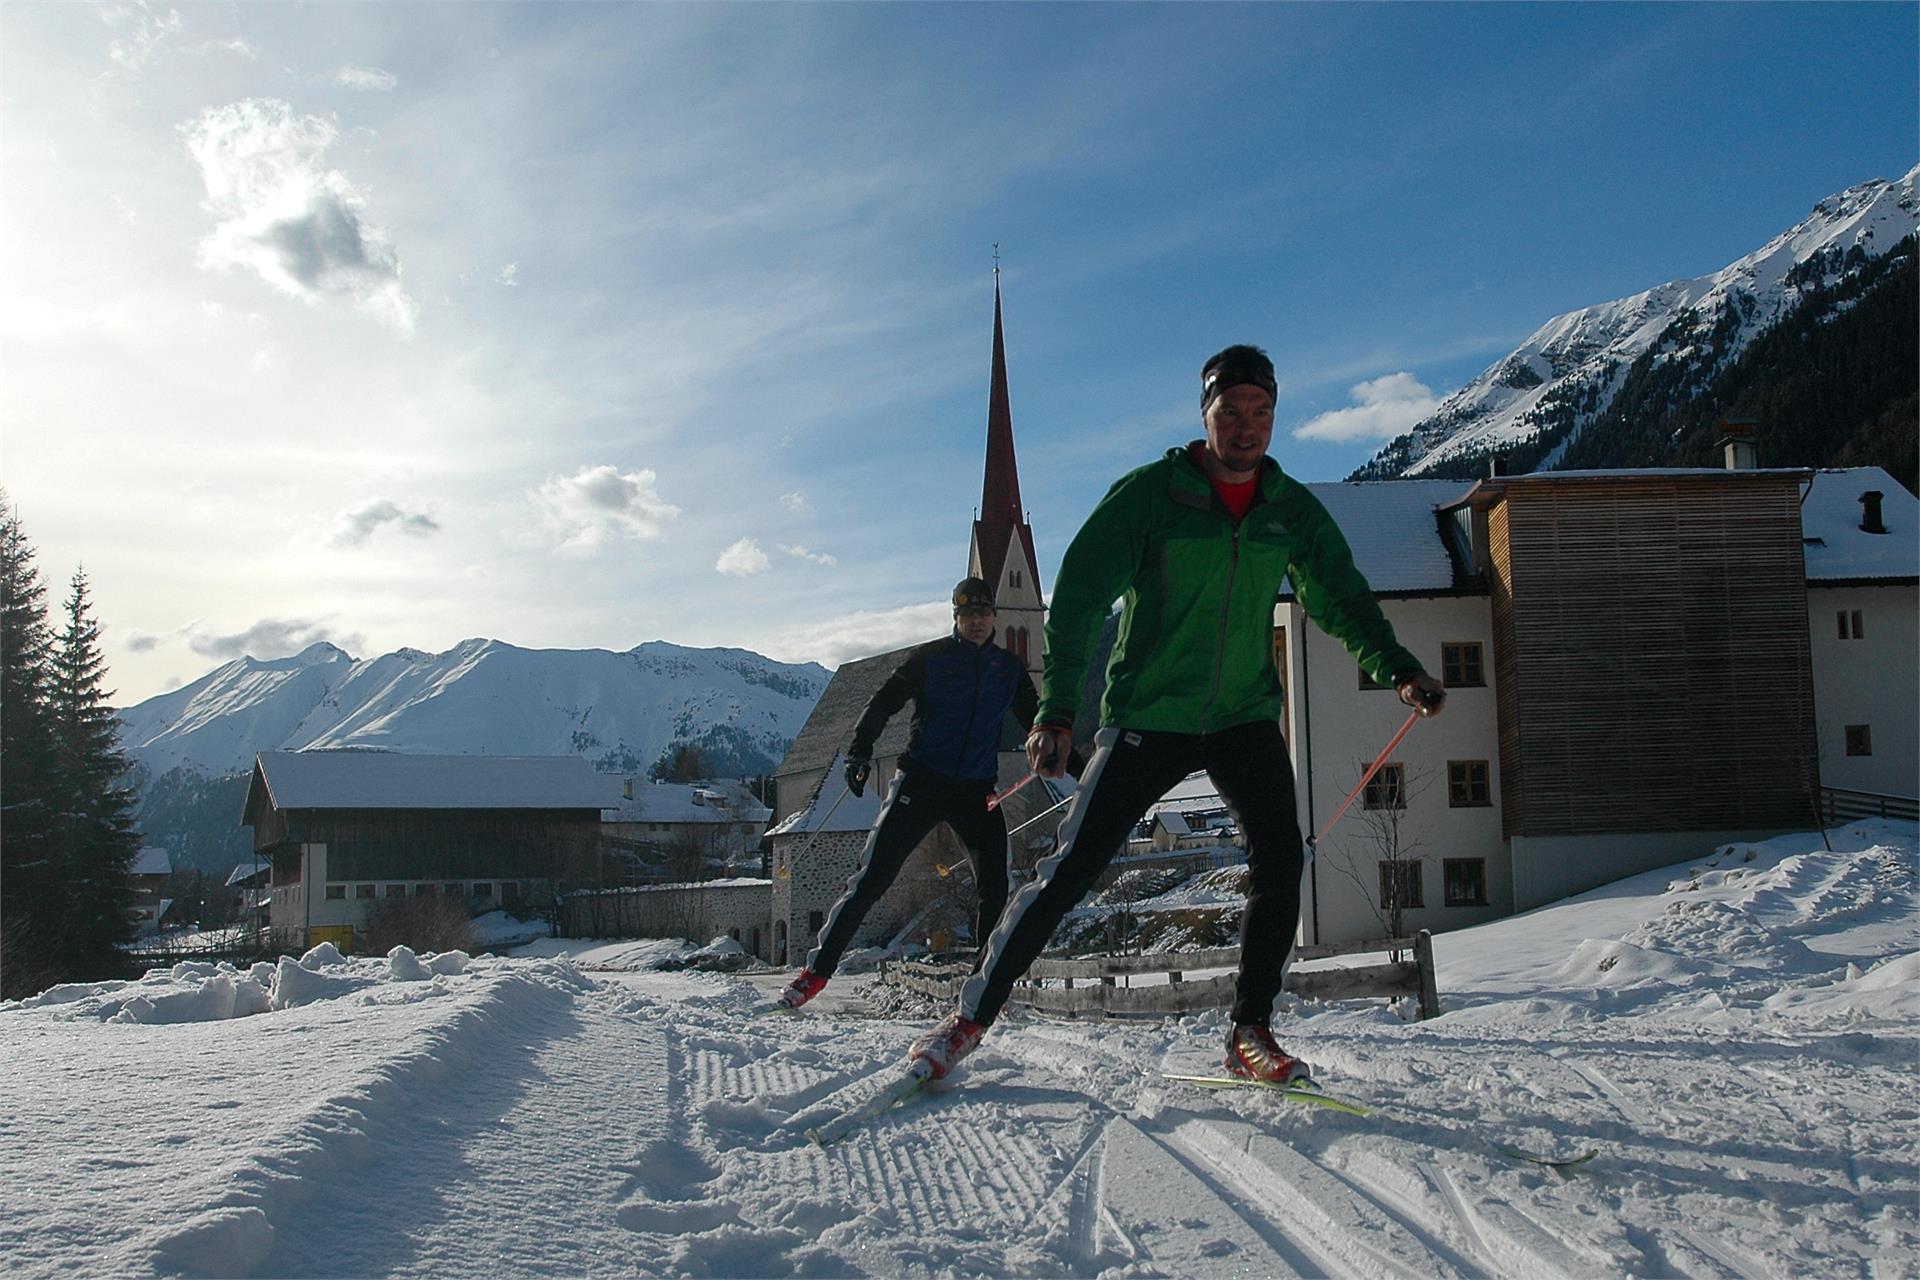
left=844, top=758, right=872, bottom=798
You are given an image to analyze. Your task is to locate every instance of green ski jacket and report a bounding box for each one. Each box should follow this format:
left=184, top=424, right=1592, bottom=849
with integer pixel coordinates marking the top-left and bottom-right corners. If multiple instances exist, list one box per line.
left=1039, top=445, right=1421, bottom=735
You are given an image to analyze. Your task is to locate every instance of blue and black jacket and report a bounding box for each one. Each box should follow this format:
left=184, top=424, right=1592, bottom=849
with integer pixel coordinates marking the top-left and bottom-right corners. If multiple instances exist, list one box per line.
left=850, top=631, right=1039, bottom=784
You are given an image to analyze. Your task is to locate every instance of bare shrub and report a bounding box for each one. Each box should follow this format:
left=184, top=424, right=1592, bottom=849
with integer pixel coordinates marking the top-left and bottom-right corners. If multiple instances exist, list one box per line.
left=362, top=896, right=476, bottom=956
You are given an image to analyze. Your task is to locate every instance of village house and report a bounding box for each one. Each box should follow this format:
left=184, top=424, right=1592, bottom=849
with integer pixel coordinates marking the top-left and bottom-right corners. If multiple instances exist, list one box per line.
left=1283, top=462, right=1917, bottom=945
left=598, top=777, right=772, bottom=884
left=128, top=845, right=176, bottom=935
left=224, top=861, right=271, bottom=933
left=244, top=750, right=608, bottom=952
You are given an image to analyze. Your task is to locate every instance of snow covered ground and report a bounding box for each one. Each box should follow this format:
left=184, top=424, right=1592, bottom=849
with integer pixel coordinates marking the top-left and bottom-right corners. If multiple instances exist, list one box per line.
left=3, top=821, right=1914, bottom=1279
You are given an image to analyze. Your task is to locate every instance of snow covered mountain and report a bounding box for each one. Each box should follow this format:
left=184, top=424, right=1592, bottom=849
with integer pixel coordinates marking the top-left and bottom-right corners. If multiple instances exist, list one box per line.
left=1357, top=166, right=1919, bottom=479
left=119, top=638, right=830, bottom=782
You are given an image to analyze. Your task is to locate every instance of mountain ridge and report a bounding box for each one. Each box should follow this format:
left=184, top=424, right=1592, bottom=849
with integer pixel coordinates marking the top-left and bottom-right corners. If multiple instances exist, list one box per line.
left=120, top=637, right=830, bottom=780
left=1355, top=166, right=1919, bottom=482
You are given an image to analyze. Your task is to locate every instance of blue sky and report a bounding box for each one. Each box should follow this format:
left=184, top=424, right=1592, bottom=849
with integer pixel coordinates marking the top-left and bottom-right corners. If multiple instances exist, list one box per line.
left=4, top=2, right=1915, bottom=703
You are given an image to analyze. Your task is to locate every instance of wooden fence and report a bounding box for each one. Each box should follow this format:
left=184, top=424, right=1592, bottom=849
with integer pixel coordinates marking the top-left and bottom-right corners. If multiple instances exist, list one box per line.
left=1820, top=787, right=1919, bottom=824
left=122, top=929, right=278, bottom=972
left=879, top=930, right=1440, bottom=1020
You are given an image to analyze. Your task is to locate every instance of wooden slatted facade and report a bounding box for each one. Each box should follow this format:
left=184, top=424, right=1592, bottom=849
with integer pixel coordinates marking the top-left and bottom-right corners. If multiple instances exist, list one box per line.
left=1482, top=473, right=1818, bottom=837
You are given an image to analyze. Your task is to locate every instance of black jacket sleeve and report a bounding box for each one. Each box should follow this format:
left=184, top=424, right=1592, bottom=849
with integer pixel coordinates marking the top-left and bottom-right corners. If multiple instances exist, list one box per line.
left=1009, top=666, right=1040, bottom=739
left=849, top=646, right=926, bottom=761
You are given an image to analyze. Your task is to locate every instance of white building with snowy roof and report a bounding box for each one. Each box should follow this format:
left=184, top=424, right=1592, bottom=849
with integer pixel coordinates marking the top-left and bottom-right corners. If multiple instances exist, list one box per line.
left=1797, top=469, right=1918, bottom=799
left=1283, top=463, right=1916, bottom=946
left=598, top=777, right=772, bottom=883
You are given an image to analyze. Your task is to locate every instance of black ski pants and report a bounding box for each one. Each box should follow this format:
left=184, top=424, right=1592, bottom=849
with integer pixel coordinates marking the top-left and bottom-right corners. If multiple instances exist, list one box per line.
left=806, top=761, right=1011, bottom=979
left=959, top=719, right=1306, bottom=1027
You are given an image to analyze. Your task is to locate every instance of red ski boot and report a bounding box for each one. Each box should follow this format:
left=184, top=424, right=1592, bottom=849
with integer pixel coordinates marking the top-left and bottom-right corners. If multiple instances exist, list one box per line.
left=1224, top=1023, right=1314, bottom=1084
left=909, top=1012, right=986, bottom=1080
left=776, top=969, right=828, bottom=1010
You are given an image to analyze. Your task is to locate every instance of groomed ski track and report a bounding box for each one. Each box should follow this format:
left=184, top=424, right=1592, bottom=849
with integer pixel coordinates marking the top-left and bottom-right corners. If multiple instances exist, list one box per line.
left=165, top=966, right=1907, bottom=1279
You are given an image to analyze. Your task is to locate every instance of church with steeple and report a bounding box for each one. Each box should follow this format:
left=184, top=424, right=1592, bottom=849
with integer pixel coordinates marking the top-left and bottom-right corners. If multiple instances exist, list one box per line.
left=967, top=270, right=1045, bottom=683
left=762, top=272, right=1054, bottom=965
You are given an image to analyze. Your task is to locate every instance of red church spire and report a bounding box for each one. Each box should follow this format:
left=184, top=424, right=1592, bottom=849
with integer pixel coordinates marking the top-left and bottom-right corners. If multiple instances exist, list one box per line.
left=972, top=266, right=1041, bottom=592
left=980, top=273, right=1023, bottom=529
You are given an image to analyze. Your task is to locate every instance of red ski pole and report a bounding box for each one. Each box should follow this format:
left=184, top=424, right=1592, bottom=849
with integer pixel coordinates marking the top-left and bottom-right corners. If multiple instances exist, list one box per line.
left=1309, top=708, right=1420, bottom=850
left=987, top=771, right=1037, bottom=811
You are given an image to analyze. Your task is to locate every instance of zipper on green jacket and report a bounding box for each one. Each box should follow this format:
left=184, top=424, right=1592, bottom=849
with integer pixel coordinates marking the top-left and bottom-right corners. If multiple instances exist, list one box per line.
left=1199, top=518, right=1244, bottom=732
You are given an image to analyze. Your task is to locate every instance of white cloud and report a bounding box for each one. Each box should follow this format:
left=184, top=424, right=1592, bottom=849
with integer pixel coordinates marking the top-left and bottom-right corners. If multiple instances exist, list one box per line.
left=1291, top=372, right=1440, bottom=443
left=187, top=617, right=362, bottom=662
left=759, top=601, right=952, bottom=668
left=328, top=66, right=399, bottom=92
left=202, top=37, right=257, bottom=61
left=497, top=262, right=519, bottom=286
left=103, top=2, right=182, bottom=73
left=779, top=491, right=812, bottom=515
left=778, top=543, right=837, bottom=567
left=182, top=99, right=417, bottom=334
left=125, top=631, right=162, bottom=653
left=329, top=499, right=441, bottom=547
left=716, top=537, right=771, bottom=576
left=534, top=465, right=679, bottom=555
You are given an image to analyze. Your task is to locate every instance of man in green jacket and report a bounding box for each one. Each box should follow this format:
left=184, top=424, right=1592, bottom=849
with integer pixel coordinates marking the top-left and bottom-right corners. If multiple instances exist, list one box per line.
left=909, top=344, right=1446, bottom=1084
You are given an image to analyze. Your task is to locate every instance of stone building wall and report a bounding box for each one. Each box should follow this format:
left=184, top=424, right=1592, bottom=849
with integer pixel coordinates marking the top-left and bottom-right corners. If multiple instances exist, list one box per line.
left=770, top=826, right=973, bottom=966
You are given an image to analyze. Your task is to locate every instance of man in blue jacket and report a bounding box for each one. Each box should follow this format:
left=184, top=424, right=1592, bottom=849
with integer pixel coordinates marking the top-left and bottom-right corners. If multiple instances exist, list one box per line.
left=777, top=576, right=1040, bottom=1009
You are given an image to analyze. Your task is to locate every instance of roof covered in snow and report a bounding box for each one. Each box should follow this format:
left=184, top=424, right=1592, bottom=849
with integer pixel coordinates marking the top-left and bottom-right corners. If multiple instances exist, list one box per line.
left=1800, top=468, right=1918, bottom=582
left=247, top=751, right=610, bottom=816
left=773, top=643, right=928, bottom=788
left=225, top=862, right=269, bottom=887
left=766, top=752, right=888, bottom=837
left=1281, top=480, right=1476, bottom=597
left=130, top=847, right=171, bottom=876
left=600, top=779, right=771, bottom=825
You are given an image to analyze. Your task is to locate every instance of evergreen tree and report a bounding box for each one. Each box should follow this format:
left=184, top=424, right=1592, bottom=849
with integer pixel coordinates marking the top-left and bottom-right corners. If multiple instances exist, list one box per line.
left=0, top=494, right=62, bottom=997
left=49, top=568, right=140, bottom=976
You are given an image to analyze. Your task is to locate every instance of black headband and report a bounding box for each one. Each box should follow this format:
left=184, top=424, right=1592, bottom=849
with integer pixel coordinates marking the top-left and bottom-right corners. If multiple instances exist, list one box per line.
left=1202, top=363, right=1278, bottom=412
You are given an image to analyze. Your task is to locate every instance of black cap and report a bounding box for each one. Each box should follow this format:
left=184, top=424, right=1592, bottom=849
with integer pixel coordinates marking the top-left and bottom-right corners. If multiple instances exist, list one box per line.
left=952, top=577, right=996, bottom=611
left=1201, top=344, right=1278, bottom=412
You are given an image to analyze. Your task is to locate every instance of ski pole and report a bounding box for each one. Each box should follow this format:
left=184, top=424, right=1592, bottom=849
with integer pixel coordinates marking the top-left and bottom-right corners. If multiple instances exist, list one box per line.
left=1308, top=708, right=1421, bottom=852
left=1007, top=788, right=1073, bottom=837
left=987, top=772, right=1037, bottom=811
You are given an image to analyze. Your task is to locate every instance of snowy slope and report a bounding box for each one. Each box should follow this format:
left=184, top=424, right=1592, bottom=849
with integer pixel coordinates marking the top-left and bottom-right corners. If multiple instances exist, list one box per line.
left=117, top=638, right=829, bottom=779
left=3, top=820, right=1912, bottom=1278
left=1364, top=166, right=1919, bottom=477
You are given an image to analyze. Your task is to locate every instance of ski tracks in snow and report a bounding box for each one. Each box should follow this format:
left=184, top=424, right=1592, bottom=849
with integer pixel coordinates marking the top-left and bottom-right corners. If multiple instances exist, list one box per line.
left=130, top=964, right=1915, bottom=1278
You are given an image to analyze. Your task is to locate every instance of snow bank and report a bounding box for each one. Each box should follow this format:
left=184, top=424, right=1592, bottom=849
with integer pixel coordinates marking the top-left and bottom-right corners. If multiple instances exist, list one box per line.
left=508, top=935, right=705, bottom=970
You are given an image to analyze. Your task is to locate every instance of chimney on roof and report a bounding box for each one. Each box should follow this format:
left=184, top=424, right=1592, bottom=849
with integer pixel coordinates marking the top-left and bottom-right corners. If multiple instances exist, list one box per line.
left=1717, top=416, right=1759, bottom=470
left=623, top=777, right=635, bottom=801
left=1860, top=490, right=1887, bottom=535
left=1489, top=455, right=1509, bottom=478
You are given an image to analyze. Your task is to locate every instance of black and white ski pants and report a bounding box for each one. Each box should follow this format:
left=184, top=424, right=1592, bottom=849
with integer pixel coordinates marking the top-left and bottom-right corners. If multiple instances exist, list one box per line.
left=959, top=719, right=1306, bottom=1027
left=806, top=761, right=1012, bottom=980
